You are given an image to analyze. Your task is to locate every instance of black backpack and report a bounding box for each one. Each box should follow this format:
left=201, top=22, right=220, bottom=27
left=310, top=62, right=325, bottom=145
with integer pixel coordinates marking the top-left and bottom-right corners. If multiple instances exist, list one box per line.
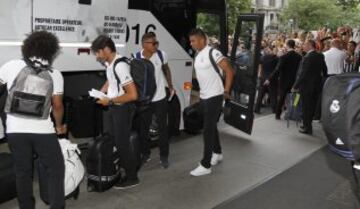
left=113, top=57, right=156, bottom=110
left=322, top=73, right=360, bottom=160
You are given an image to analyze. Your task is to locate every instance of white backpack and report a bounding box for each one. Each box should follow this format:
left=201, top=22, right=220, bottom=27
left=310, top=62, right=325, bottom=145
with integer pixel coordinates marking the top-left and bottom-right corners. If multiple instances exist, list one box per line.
left=58, top=139, right=85, bottom=196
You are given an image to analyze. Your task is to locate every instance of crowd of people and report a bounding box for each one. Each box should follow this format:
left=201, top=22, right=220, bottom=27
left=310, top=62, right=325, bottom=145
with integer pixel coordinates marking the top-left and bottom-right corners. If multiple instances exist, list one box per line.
left=251, top=26, right=360, bottom=134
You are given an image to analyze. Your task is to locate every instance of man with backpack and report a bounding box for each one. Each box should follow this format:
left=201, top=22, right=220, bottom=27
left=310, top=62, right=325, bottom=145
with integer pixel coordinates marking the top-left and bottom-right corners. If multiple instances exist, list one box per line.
left=91, top=35, right=140, bottom=189
left=188, top=28, right=234, bottom=176
left=0, top=31, right=66, bottom=209
left=134, top=32, right=174, bottom=168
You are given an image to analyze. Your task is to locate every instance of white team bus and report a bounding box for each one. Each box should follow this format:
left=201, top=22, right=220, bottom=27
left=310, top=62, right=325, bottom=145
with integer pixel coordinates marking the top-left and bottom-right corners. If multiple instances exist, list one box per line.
left=0, top=0, right=228, bottom=137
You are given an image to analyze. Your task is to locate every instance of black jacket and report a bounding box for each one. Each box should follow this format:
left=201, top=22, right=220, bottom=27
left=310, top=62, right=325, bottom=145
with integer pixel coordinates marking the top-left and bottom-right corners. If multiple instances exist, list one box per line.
left=293, top=51, right=328, bottom=92
left=269, top=50, right=302, bottom=90
left=261, top=54, right=278, bottom=79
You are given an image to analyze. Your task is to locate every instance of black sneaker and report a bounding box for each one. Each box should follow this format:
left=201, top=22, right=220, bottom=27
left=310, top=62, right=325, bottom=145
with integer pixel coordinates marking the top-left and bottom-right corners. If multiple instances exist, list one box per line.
left=113, top=178, right=140, bottom=190
left=160, top=157, right=169, bottom=169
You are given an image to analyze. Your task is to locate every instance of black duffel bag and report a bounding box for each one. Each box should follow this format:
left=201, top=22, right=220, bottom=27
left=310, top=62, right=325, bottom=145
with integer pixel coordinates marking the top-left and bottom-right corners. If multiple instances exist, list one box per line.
left=183, top=102, right=203, bottom=134
left=65, top=96, right=103, bottom=138
left=322, top=73, right=360, bottom=160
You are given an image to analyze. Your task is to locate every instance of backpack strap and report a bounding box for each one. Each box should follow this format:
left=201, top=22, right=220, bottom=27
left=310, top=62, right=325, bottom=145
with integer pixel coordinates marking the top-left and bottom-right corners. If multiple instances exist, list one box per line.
left=135, top=52, right=142, bottom=59
left=209, top=48, right=223, bottom=81
left=157, top=50, right=164, bottom=65
left=113, top=57, right=128, bottom=93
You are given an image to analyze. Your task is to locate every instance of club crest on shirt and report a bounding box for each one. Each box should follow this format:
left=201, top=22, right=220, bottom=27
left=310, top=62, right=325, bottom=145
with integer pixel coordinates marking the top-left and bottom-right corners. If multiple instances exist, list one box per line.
left=330, top=100, right=340, bottom=113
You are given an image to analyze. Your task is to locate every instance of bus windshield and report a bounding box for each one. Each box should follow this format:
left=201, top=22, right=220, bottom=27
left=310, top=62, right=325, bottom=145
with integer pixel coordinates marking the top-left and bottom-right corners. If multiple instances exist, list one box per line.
left=129, top=0, right=227, bottom=55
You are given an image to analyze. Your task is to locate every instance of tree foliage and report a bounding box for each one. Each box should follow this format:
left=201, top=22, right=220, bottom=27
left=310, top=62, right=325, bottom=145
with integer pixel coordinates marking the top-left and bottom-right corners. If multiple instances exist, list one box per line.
left=197, top=0, right=251, bottom=36
left=227, top=0, right=252, bottom=34
left=336, top=0, right=360, bottom=10
left=280, top=0, right=360, bottom=31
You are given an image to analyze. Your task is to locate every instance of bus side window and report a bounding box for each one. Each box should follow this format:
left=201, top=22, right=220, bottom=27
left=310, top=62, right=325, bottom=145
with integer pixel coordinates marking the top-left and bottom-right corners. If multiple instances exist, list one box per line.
left=79, top=0, right=91, bottom=5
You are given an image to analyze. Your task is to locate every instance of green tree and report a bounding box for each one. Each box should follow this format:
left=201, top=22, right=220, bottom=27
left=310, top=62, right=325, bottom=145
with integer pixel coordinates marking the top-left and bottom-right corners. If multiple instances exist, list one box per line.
left=281, top=0, right=360, bottom=31
left=197, top=0, right=251, bottom=37
left=227, top=0, right=252, bottom=34
left=281, top=0, right=340, bottom=31
left=197, top=13, right=220, bottom=37
left=336, top=0, right=360, bottom=10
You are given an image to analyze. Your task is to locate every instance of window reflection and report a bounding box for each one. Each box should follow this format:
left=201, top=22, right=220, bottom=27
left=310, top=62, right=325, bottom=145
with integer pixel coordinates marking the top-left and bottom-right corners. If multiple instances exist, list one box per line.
left=231, top=21, right=258, bottom=107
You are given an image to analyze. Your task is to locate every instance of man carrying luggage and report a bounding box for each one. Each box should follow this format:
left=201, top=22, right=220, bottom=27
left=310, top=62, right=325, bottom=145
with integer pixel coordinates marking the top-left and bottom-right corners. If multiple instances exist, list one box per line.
left=188, top=28, right=234, bottom=176
left=0, top=31, right=66, bottom=209
left=91, top=35, right=140, bottom=189
left=134, top=32, right=174, bottom=168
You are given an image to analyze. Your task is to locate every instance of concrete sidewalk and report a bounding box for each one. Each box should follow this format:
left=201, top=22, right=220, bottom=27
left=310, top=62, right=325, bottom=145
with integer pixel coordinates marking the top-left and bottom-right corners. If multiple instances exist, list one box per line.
left=0, top=115, right=327, bottom=209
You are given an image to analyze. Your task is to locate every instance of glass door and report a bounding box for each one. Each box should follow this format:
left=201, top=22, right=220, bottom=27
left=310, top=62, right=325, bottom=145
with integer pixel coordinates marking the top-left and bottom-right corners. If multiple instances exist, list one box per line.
left=224, top=14, right=264, bottom=134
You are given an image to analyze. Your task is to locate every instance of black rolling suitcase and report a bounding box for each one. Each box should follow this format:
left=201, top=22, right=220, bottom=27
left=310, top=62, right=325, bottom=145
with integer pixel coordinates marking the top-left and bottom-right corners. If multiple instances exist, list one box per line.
left=86, top=134, right=121, bottom=192
left=0, top=153, right=16, bottom=204
left=322, top=73, right=360, bottom=160
left=183, top=102, right=203, bottom=134
left=86, top=132, right=141, bottom=192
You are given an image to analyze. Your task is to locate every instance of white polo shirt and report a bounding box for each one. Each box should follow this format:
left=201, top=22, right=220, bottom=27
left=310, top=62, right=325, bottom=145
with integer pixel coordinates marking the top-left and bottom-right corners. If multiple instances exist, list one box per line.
left=323, top=47, right=347, bottom=75
left=139, top=50, right=168, bottom=102
left=194, top=45, right=225, bottom=99
left=106, top=54, right=133, bottom=99
left=0, top=59, right=64, bottom=134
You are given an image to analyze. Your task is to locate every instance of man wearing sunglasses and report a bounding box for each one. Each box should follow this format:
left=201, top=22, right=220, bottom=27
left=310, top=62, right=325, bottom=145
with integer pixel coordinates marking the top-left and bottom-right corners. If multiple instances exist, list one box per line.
left=133, top=32, right=174, bottom=169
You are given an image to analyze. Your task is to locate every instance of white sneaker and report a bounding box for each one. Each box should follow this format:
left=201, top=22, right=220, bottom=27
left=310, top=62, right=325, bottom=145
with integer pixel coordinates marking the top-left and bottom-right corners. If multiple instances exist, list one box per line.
left=190, top=164, right=211, bottom=176
left=211, top=153, right=223, bottom=166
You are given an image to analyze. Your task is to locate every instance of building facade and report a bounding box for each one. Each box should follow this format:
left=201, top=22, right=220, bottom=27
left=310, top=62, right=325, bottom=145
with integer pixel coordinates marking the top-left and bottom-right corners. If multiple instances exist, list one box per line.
left=251, top=0, right=287, bottom=31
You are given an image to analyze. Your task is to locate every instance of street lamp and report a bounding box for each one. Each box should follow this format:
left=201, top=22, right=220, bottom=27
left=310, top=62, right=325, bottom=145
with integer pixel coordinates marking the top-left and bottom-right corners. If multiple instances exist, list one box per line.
left=289, top=18, right=294, bottom=33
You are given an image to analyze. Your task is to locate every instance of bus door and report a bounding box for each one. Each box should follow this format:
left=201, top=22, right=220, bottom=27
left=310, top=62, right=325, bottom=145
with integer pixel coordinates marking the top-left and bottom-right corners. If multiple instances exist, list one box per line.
left=224, top=14, right=264, bottom=134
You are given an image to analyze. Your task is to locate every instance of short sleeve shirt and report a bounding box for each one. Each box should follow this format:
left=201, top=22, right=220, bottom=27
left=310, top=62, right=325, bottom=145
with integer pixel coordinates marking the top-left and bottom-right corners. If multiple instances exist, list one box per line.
left=323, top=47, right=347, bottom=74
left=0, top=59, right=64, bottom=133
left=106, top=54, right=133, bottom=99
left=194, top=45, right=225, bottom=99
left=139, top=50, right=168, bottom=102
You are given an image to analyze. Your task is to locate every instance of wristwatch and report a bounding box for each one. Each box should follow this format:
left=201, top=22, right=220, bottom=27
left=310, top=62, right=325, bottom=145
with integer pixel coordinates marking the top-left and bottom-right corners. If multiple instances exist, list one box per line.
left=109, top=99, right=114, bottom=106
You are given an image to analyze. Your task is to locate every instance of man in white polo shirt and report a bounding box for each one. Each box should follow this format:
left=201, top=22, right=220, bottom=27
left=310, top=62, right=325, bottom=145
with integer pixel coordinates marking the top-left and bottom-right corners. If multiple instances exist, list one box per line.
left=134, top=32, right=174, bottom=169
left=0, top=31, right=66, bottom=209
left=324, top=39, right=347, bottom=76
left=91, top=35, right=139, bottom=189
left=188, top=28, right=234, bottom=176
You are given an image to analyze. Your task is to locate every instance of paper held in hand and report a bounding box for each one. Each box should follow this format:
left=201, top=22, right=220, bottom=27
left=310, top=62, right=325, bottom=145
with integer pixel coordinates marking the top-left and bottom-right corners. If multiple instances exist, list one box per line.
left=88, top=88, right=109, bottom=99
